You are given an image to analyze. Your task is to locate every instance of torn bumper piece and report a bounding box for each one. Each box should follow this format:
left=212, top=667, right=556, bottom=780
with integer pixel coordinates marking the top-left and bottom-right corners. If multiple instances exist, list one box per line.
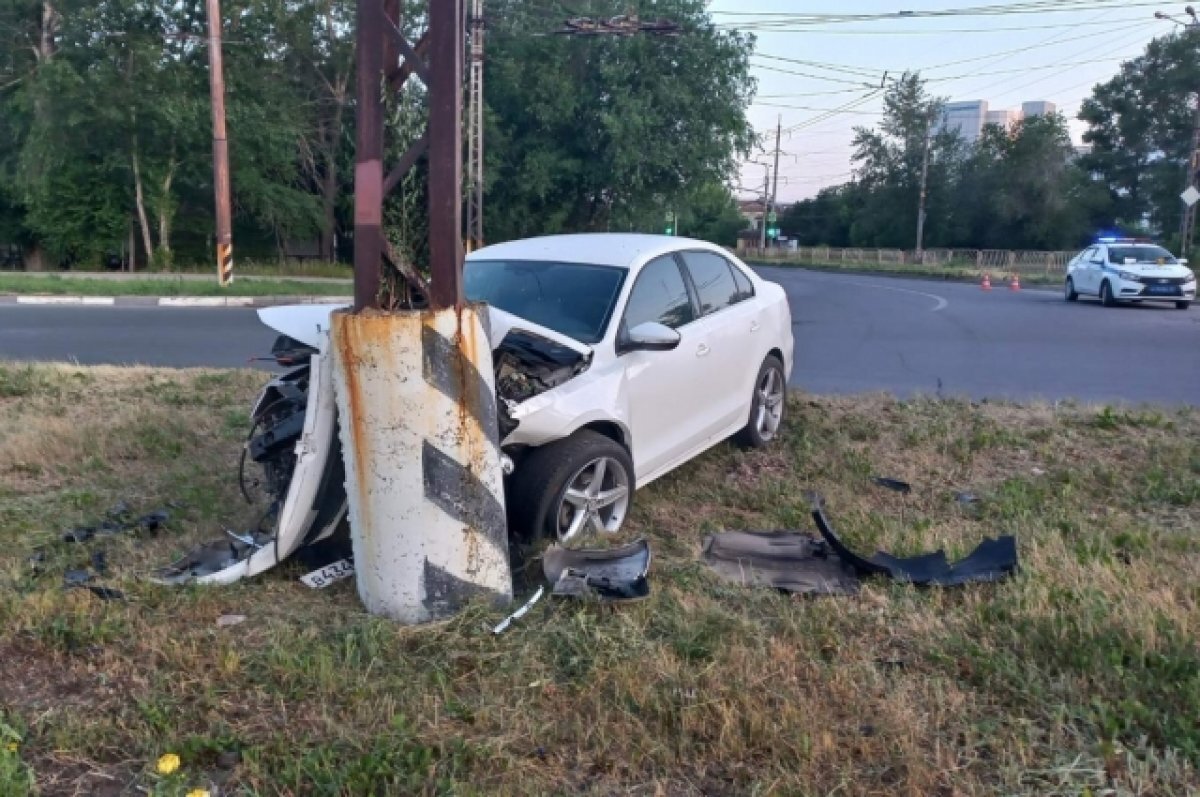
left=703, top=507, right=1017, bottom=595
left=543, top=538, right=651, bottom=601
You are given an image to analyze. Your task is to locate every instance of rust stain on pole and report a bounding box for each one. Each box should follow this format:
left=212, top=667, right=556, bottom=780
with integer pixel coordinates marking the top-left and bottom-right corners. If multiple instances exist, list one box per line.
left=353, top=0, right=385, bottom=311
left=206, top=0, right=233, bottom=286
left=427, top=0, right=465, bottom=310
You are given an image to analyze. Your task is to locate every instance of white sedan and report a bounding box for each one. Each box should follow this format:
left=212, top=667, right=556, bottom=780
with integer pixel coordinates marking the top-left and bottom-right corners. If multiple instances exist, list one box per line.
left=465, top=233, right=794, bottom=542
left=1065, top=240, right=1196, bottom=310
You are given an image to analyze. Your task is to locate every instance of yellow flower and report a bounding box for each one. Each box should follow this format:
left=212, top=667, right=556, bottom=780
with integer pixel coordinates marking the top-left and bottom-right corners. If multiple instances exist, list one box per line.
left=4, top=741, right=17, bottom=753
left=186, top=790, right=210, bottom=797
left=156, top=753, right=181, bottom=775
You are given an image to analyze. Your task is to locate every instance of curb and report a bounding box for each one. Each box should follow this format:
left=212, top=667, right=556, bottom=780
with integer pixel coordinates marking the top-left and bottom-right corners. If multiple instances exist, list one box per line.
left=0, top=295, right=351, bottom=308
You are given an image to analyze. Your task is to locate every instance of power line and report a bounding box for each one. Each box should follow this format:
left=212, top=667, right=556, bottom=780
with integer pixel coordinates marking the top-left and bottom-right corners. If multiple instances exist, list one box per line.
left=716, top=15, right=1164, bottom=35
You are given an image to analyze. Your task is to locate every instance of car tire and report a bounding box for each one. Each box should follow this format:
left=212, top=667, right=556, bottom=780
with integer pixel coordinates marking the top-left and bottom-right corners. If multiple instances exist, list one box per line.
left=1064, top=278, right=1078, bottom=302
left=736, top=355, right=787, bottom=449
left=507, top=429, right=634, bottom=544
left=1100, top=280, right=1117, bottom=307
left=1177, top=300, right=1191, bottom=310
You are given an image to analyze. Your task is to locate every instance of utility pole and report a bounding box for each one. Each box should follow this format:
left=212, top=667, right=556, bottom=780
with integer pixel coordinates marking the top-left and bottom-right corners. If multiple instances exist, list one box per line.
left=465, top=0, right=485, bottom=253
left=758, top=165, right=769, bottom=250
left=205, top=0, right=233, bottom=286
left=769, top=115, right=781, bottom=249
left=915, top=109, right=934, bottom=263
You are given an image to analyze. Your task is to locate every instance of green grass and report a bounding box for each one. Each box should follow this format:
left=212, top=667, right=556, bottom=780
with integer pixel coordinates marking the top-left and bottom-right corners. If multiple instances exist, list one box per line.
left=0, top=274, right=348, bottom=297
left=749, top=256, right=1066, bottom=285
left=0, top=364, right=1198, bottom=794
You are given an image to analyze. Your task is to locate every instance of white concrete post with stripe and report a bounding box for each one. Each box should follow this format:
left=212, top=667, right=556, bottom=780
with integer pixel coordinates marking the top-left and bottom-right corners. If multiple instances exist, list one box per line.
left=329, top=305, right=512, bottom=623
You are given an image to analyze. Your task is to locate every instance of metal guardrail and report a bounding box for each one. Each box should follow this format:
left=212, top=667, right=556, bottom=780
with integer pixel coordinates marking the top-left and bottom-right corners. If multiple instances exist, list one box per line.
left=738, top=246, right=1074, bottom=276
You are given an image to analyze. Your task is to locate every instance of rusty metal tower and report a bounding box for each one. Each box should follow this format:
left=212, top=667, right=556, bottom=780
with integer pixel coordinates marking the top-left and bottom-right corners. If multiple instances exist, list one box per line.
left=465, top=0, right=485, bottom=252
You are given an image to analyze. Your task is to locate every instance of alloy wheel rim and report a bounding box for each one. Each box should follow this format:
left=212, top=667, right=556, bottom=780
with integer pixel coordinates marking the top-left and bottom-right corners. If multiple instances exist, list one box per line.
left=556, top=456, right=631, bottom=544
left=755, top=366, right=785, bottom=441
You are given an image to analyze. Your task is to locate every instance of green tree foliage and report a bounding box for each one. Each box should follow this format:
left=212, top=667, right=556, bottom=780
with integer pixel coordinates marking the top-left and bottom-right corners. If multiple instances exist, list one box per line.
left=0, top=0, right=755, bottom=268
left=1079, top=29, right=1200, bottom=250
left=780, top=74, right=1105, bottom=250
left=483, top=0, right=755, bottom=241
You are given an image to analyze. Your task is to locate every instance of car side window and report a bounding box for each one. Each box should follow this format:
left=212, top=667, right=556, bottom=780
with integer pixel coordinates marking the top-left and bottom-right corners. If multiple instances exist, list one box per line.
left=680, top=251, right=739, bottom=316
left=729, top=262, right=755, bottom=302
left=622, top=255, right=695, bottom=331
left=1091, top=247, right=1105, bottom=264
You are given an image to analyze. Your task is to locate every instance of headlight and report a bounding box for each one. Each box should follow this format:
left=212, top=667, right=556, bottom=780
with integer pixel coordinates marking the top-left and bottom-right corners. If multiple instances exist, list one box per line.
left=1118, top=270, right=1140, bottom=281
left=1186, top=272, right=1197, bottom=284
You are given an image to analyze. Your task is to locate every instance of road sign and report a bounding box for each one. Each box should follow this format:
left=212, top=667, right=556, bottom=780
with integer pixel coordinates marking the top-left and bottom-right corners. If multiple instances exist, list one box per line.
left=1183, top=186, right=1200, bottom=208
left=767, top=210, right=777, bottom=223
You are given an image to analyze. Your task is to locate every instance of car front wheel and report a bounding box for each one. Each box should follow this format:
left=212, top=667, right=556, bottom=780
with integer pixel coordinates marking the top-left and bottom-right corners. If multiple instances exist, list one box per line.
left=1064, top=277, right=1078, bottom=301
left=737, top=355, right=787, bottom=448
left=507, top=429, right=634, bottom=544
left=1100, top=280, right=1117, bottom=307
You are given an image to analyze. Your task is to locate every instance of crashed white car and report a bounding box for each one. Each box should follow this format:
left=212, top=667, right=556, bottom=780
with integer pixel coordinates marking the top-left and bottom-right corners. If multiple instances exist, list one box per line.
left=157, top=234, right=793, bottom=584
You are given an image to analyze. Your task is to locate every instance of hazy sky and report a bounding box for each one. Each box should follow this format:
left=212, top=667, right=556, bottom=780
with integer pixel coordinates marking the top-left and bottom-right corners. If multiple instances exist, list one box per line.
left=709, top=1, right=1175, bottom=203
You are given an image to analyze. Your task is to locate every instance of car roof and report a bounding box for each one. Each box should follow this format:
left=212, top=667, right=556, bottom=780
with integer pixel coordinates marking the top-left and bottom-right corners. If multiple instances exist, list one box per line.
left=467, top=233, right=726, bottom=269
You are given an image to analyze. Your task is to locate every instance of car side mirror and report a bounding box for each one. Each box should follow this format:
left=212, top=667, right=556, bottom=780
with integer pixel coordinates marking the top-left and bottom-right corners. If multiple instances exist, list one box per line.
left=623, top=321, right=680, bottom=353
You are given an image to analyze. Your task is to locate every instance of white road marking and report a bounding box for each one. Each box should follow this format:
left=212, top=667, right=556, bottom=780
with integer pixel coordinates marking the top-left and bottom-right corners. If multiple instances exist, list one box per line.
left=860, top=283, right=949, bottom=312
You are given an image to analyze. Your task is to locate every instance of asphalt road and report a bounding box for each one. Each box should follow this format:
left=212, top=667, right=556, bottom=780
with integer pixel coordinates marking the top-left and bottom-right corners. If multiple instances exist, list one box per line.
left=1, top=269, right=1197, bottom=404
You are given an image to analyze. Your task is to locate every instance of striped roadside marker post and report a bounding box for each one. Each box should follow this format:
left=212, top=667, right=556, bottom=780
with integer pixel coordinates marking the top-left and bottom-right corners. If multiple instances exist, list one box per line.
left=218, top=242, right=233, bottom=286
left=328, top=305, right=512, bottom=624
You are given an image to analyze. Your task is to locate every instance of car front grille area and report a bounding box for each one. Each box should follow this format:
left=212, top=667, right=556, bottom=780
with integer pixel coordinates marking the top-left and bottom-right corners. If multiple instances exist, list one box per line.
left=1128, top=275, right=1190, bottom=286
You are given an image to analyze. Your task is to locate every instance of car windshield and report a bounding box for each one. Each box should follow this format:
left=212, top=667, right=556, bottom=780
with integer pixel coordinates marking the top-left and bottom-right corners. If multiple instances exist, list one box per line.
left=464, top=259, right=627, bottom=344
left=1108, top=245, right=1177, bottom=264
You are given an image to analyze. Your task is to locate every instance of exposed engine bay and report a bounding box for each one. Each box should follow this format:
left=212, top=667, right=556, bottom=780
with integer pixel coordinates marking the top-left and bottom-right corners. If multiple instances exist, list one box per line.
left=494, top=329, right=590, bottom=438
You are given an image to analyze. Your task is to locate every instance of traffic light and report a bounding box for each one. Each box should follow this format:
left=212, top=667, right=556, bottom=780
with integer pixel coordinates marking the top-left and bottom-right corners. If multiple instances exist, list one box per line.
left=767, top=226, right=780, bottom=240
left=664, top=210, right=676, bottom=236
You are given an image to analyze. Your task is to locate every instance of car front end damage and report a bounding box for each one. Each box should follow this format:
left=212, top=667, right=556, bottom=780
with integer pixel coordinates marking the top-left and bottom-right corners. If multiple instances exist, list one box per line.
left=156, top=305, right=599, bottom=586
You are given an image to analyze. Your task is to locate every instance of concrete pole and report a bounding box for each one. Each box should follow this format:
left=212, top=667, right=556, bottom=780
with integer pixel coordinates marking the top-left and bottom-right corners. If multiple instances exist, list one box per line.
left=205, top=0, right=233, bottom=286
left=915, top=111, right=933, bottom=264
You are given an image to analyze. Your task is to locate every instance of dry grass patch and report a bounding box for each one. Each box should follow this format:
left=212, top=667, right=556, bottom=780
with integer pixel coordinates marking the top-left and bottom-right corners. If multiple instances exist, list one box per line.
left=1, top=362, right=1198, bottom=795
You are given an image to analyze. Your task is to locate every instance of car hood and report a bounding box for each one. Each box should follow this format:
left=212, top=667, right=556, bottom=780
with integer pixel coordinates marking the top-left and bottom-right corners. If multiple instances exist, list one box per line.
left=256, top=303, right=593, bottom=357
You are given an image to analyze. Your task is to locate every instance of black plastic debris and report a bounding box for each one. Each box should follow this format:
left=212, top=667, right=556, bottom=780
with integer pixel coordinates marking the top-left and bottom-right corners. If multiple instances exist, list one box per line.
left=63, top=568, right=93, bottom=587
left=150, top=532, right=271, bottom=585
left=811, top=507, right=1018, bottom=586
left=90, top=549, right=108, bottom=575
left=62, top=527, right=95, bottom=544
left=542, top=539, right=651, bottom=602
left=702, top=504, right=1017, bottom=595
left=136, top=510, right=170, bottom=533
left=81, top=585, right=125, bottom=601
left=872, top=477, right=912, bottom=494
left=60, top=503, right=172, bottom=543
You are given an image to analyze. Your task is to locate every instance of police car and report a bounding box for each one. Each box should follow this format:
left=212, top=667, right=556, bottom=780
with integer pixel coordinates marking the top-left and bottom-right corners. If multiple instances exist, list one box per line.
left=1064, top=238, right=1195, bottom=310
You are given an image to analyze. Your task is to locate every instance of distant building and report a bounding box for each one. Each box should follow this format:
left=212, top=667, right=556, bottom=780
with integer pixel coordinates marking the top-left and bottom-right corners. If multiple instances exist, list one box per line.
left=1021, top=100, right=1057, bottom=118
left=985, top=109, right=1021, bottom=131
left=738, top=199, right=766, bottom=231
left=942, top=100, right=988, bottom=143
left=939, top=98, right=1059, bottom=143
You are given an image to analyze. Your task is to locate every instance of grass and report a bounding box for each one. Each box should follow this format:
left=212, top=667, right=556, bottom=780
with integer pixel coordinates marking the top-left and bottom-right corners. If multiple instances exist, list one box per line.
left=747, top=256, right=1066, bottom=286
left=1, top=362, right=1198, bottom=795
left=0, top=274, right=348, bottom=298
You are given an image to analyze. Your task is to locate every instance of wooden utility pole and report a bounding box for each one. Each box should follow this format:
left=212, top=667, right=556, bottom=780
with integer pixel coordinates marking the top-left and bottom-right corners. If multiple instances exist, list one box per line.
left=205, top=0, right=233, bottom=285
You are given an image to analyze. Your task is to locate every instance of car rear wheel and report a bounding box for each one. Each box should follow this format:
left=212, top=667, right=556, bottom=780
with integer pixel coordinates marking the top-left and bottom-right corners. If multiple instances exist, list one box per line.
left=1064, top=277, right=1078, bottom=301
left=736, top=355, right=787, bottom=448
left=507, top=429, right=634, bottom=544
left=1177, top=300, right=1191, bottom=310
left=1100, top=280, right=1117, bottom=307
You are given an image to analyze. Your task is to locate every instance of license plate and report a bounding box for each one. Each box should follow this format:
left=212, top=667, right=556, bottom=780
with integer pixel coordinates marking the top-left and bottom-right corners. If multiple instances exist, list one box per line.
left=300, top=558, right=354, bottom=589
left=1146, top=285, right=1178, bottom=296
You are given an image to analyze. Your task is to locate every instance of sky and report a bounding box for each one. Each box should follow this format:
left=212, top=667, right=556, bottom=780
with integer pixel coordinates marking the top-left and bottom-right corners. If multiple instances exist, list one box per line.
left=708, top=0, right=1177, bottom=204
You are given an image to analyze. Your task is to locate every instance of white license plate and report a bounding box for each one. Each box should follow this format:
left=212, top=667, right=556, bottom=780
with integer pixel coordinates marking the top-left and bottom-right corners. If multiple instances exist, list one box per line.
left=300, top=558, right=355, bottom=589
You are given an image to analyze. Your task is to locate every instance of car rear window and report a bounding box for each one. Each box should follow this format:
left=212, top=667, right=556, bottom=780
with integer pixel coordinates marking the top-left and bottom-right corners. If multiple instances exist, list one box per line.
left=1108, top=246, right=1177, bottom=264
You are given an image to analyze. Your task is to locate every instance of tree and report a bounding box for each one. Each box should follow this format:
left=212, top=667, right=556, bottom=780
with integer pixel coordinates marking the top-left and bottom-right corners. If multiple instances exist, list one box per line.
left=483, top=0, right=755, bottom=242
left=847, top=73, right=963, bottom=248
left=1079, top=29, right=1200, bottom=248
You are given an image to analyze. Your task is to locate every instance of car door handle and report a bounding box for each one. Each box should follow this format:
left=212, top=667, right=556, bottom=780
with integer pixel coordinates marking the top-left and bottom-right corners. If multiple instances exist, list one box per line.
left=750, top=321, right=761, bottom=333
left=696, top=343, right=710, bottom=357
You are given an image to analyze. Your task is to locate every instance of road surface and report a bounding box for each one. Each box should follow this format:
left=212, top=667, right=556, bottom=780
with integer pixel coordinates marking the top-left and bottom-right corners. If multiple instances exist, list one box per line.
left=1, top=269, right=1197, bottom=404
